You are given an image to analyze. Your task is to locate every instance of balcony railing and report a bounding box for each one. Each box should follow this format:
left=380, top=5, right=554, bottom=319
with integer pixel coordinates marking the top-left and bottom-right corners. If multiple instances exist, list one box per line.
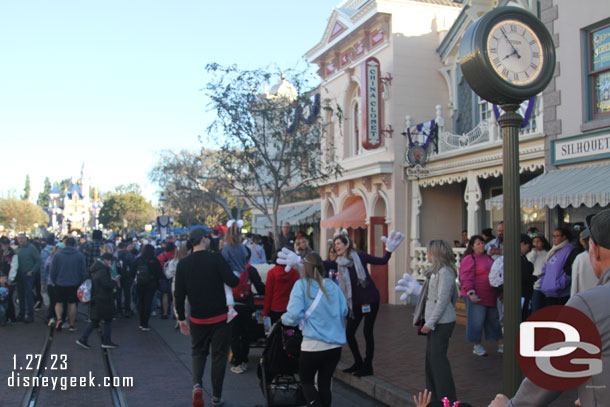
left=430, top=96, right=543, bottom=157
left=410, top=247, right=466, bottom=280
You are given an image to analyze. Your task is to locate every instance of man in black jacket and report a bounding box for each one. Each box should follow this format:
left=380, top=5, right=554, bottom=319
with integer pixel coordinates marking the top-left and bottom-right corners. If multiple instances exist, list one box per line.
left=174, top=227, right=239, bottom=407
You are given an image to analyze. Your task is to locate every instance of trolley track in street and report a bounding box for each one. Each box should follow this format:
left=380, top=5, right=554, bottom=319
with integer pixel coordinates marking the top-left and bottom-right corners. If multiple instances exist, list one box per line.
left=20, top=313, right=128, bottom=407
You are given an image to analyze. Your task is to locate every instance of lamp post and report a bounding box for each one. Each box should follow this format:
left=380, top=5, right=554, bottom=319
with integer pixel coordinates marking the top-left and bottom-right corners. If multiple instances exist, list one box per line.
left=458, top=7, right=556, bottom=396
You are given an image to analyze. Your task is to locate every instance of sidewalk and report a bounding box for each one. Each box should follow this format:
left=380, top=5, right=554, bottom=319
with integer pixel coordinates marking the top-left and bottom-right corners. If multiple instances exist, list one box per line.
left=334, top=304, right=577, bottom=407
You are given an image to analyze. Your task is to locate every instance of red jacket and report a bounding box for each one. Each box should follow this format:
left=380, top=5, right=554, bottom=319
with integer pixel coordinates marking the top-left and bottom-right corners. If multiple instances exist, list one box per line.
left=263, top=265, right=300, bottom=317
left=157, top=250, right=175, bottom=269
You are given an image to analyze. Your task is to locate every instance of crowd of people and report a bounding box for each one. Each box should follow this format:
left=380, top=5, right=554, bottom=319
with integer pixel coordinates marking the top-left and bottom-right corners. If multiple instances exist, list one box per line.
left=1, top=210, right=609, bottom=407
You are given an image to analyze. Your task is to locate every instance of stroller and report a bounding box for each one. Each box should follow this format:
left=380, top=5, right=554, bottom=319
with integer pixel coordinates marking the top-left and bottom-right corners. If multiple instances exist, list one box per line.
left=257, top=322, right=306, bottom=407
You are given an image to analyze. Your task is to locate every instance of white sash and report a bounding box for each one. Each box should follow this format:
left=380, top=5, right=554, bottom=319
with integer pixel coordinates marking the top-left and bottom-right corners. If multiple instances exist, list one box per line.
left=299, top=288, right=323, bottom=330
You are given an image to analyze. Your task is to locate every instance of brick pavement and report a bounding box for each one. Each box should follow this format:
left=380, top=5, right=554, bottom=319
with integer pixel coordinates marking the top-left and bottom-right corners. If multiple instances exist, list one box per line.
left=1, top=313, right=48, bottom=405
left=337, top=304, right=578, bottom=406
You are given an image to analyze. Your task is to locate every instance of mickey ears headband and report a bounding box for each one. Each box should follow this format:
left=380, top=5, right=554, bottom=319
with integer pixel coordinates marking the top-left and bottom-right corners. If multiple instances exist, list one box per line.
left=227, top=219, right=244, bottom=229
left=331, top=229, right=350, bottom=246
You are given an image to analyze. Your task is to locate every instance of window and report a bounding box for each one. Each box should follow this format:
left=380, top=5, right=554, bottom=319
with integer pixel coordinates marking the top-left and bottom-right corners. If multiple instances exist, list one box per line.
left=478, top=97, right=493, bottom=123
left=587, top=21, right=610, bottom=120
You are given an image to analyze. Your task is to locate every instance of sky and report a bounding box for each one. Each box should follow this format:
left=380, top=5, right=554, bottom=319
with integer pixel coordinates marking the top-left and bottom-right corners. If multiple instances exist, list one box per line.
left=0, top=0, right=339, bottom=204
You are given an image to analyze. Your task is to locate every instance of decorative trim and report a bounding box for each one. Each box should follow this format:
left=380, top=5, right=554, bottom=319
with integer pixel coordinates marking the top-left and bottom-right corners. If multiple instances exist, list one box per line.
left=382, top=174, right=392, bottom=189
left=370, top=189, right=391, bottom=225
left=331, top=184, right=339, bottom=197
left=362, top=177, right=372, bottom=192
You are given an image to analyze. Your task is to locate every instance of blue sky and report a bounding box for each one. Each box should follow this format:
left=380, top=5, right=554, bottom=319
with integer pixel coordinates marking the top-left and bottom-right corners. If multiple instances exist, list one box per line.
left=0, top=0, right=337, bottom=202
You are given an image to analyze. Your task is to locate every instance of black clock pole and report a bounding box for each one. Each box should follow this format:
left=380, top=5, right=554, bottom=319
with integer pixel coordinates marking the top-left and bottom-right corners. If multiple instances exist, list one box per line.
left=498, top=103, right=523, bottom=396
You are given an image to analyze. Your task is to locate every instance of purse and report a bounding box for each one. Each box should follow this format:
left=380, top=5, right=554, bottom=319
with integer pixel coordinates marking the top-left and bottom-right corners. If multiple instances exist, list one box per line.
left=412, top=275, right=430, bottom=334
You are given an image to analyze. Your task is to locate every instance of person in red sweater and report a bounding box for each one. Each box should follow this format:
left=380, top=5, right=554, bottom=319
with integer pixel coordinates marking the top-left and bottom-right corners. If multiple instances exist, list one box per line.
left=262, top=262, right=300, bottom=327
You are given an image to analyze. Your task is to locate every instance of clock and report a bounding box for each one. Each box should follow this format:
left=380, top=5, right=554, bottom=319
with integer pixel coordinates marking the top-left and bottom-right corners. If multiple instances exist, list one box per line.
left=459, top=6, right=555, bottom=105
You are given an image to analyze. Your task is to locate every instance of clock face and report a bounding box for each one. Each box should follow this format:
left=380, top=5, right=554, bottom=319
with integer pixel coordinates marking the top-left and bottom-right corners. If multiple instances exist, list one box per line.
left=486, top=19, right=543, bottom=86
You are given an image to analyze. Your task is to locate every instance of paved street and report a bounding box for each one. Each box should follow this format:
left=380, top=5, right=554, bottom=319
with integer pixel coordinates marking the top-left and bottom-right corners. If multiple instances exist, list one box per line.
left=1, top=308, right=384, bottom=407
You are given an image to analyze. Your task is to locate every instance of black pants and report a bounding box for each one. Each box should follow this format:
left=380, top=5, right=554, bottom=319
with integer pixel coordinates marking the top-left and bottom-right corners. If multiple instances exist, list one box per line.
left=425, top=322, right=457, bottom=401
left=346, top=301, right=379, bottom=366
left=136, top=283, right=155, bottom=328
left=231, top=304, right=252, bottom=365
left=546, top=296, right=569, bottom=306
left=7, top=284, right=16, bottom=321
left=117, top=277, right=133, bottom=313
left=299, top=347, right=342, bottom=407
left=191, top=320, right=232, bottom=398
left=269, top=310, right=284, bottom=325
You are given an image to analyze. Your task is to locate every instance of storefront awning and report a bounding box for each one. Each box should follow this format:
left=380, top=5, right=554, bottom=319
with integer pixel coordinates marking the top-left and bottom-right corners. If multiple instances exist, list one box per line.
left=251, top=202, right=321, bottom=232
left=485, top=164, right=610, bottom=210
left=320, top=200, right=366, bottom=229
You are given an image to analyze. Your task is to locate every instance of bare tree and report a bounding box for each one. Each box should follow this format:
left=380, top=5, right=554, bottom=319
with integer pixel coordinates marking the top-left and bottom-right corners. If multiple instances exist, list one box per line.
left=204, top=64, right=342, bottom=251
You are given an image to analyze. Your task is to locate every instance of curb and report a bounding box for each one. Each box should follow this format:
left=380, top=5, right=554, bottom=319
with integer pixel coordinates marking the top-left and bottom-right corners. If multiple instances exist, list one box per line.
left=334, top=361, right=416, bottom=407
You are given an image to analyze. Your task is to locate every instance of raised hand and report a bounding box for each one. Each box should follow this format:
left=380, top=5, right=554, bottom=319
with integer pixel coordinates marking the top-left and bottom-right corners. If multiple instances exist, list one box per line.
left=276, top=248, right=302, bottom=272
left=381, top=230, right=405, bottom=253
left=413, top=389, right=431, bottom=407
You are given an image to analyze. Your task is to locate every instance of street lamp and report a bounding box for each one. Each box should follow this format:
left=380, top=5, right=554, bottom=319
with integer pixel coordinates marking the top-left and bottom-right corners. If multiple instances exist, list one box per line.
left=159, top=194, right=167, bottom=216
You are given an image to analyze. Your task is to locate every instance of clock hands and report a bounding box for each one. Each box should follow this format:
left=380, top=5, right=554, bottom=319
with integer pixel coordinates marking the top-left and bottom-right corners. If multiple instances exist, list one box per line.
left=500, top=27, right=521, bottom=59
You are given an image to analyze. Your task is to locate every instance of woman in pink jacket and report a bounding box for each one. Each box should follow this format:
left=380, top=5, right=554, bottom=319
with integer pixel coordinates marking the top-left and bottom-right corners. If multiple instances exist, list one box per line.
left=459, top=235, right=503, bottom=357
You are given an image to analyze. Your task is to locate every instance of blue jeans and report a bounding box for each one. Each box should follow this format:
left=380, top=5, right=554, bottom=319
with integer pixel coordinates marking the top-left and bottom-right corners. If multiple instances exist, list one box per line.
left=16, top=273, right=35, bottom=318
left=465, top=296, right=503, bottom=343
left=530, top=289, right=546, bottom=313
left=81, top=319, right=112, bottom=344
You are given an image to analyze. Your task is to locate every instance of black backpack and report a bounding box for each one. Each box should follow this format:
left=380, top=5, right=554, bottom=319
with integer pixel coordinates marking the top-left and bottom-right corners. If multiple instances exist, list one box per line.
left=136, top=261, right=154, bottom=285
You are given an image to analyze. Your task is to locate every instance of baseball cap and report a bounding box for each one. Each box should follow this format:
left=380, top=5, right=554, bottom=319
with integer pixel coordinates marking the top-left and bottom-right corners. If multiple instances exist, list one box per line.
left=0, top=236, right=10, bottom=245
left=189, top=227, right=210, bottom=245
left=584, top=209, right=610, bottom=250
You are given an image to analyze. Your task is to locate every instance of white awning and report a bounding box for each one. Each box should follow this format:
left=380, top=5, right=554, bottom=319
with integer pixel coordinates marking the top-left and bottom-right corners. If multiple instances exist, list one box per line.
left=485, top=164, right=610, bottom=210
left=251, top=202, right=321, bottom=232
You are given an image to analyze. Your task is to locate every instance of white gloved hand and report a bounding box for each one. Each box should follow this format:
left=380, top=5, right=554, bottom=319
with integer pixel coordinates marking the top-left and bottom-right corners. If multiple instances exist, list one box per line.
left=381, top=230, right=405, bottom=253
left=276, top=248, right=301, bottom=272
left=395, top=273, right=423, bottom=302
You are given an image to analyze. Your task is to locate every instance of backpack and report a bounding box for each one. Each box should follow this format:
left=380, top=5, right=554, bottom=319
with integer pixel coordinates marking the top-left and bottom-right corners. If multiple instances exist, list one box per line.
left=136, top=262, right=154, bottom=285
left=232, top=268, right=251, bottom=301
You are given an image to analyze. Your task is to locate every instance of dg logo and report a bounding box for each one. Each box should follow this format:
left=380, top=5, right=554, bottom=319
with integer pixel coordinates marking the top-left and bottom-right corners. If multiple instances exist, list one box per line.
left=517, top=306, right=602, bottom=391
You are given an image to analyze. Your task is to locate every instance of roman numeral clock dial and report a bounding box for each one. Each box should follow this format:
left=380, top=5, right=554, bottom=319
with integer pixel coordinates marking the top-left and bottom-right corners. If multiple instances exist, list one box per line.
left=458, top=6, right=555, bottom=105
left=487, top=20, right=543, bottom=86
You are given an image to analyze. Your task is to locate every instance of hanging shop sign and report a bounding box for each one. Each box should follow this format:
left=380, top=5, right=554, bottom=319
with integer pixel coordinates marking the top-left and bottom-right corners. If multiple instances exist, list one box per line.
left=362, top=57, right=382, bottom=150
left=404, top=120, right=438, bottom=167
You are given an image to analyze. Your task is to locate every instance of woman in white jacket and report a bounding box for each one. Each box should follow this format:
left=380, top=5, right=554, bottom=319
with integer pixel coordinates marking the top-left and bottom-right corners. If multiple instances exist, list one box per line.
left=419, top=240, right=459, bottom=402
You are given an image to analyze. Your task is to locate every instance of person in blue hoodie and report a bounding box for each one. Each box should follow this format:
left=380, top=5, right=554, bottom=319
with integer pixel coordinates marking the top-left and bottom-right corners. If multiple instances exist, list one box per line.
left=50, top=237, right=87, bottom=331
left=282, top=252, right=348, bottom=407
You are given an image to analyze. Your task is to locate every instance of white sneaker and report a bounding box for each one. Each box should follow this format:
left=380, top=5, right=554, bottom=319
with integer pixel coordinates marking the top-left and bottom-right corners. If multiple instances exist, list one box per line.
left=473, top=344, right=488, bottom=356
left=239, top=362, right=248, bottom=372
left=48, top=318, right=56, bottom=327
left=61, top=321, right=70, bottom=329
left=498, top=344, right=504, bottom=354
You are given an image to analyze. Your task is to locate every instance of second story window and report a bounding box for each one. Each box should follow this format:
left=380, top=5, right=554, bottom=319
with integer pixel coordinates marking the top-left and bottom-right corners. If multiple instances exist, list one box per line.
left=587, top=20, right=610, bottom=121
left=478, top=97, right=493, bottom=123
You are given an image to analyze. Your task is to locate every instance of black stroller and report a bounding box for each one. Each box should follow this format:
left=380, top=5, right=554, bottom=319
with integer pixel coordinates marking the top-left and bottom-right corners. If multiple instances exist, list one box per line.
left=257, top=322, right=306, bottom=407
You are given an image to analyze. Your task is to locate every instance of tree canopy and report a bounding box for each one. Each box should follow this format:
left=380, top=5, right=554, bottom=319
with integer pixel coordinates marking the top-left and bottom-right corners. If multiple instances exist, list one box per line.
left=98, top=191, right=154, bottom=232
left=149, top=149, right=236, bottom=227
left=0, top=198, right=49, bottom=232
left=37, top=177, right=52, bottom=207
